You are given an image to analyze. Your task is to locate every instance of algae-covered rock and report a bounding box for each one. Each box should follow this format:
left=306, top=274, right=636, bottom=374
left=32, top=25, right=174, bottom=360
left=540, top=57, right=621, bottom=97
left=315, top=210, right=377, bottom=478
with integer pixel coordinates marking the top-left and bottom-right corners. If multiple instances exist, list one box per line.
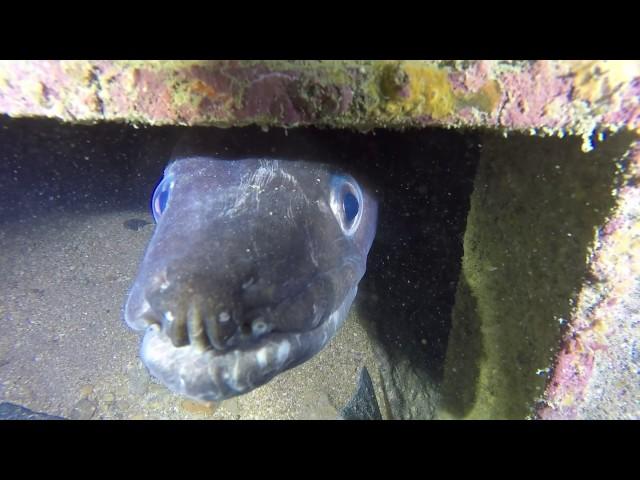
left=438, top=130, right=636, bottom=419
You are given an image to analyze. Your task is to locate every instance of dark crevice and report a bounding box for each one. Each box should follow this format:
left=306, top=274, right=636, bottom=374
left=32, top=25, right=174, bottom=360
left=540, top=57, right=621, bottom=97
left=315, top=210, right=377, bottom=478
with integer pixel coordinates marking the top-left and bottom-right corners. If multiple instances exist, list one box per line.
left=0, top=116, right=479, bottom=419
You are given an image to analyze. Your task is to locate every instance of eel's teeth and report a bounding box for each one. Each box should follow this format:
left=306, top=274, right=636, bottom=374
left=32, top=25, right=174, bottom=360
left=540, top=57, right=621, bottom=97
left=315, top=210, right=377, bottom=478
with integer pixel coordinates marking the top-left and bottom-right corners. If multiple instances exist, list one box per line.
left=187, top=301, right=210, bottom=351
left=165, top=309, right=189, bottom=348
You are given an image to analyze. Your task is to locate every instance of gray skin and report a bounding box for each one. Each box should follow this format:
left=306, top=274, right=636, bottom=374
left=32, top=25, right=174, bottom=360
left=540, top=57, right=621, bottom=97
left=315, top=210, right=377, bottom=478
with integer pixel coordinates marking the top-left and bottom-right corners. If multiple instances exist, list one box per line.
left=124, top=157, right=377, bottom=402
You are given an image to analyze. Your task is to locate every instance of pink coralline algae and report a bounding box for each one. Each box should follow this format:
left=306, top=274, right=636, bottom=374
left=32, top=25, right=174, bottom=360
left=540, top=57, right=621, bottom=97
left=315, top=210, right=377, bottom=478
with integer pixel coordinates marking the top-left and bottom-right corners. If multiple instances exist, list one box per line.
left=498, top=63, right=574, bottom=130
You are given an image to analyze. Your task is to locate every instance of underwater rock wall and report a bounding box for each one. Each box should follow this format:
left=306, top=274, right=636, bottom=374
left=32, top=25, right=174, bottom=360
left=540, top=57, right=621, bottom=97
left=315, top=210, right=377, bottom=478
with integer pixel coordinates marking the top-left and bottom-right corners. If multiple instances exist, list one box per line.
left=536, top=141, right=640, bottom=419
left=437, top=131, right=638, bottom=419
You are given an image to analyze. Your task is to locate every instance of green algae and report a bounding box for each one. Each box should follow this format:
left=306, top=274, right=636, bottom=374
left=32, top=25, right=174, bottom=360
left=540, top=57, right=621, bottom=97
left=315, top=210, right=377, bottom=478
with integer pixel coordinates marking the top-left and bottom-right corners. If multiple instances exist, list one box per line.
left=438, top=130, right=634, bottom=419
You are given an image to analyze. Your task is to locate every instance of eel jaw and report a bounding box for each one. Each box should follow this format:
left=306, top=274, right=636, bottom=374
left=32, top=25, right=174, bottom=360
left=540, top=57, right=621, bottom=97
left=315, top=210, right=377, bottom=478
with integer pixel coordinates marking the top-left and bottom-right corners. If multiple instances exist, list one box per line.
left=139, top=287, right=358, bottom=402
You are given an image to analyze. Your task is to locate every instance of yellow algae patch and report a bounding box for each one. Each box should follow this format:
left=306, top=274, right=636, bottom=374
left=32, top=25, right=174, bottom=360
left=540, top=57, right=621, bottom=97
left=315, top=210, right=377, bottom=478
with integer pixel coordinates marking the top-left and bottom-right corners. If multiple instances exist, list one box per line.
left=379, top=62, right=456, bottom=120
left=473, top=80, right=502, bottom=112
left=460, top=79, right=502, bottom=113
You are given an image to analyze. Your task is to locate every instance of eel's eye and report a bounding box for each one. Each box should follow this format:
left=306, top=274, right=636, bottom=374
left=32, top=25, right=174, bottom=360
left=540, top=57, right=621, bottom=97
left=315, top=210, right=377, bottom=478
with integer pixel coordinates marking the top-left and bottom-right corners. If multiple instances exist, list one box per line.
left=330, top=174, right=364, bottom=236
left=343, top=190, right=359, bottom=224
left=151, top=174, right=175, bottom=223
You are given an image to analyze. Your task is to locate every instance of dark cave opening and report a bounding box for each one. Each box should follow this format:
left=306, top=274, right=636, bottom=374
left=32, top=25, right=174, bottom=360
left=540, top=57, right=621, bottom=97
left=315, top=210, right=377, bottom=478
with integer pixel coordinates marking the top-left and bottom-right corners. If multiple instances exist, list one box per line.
left=0, top=116, right=481, bottom=418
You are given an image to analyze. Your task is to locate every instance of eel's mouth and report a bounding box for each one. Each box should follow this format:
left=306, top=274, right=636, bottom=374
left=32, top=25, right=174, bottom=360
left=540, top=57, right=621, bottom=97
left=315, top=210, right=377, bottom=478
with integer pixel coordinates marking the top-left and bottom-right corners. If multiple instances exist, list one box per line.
left=125, top=254, right=364, bottom=401
left=134, top=287, right=357, bottom=402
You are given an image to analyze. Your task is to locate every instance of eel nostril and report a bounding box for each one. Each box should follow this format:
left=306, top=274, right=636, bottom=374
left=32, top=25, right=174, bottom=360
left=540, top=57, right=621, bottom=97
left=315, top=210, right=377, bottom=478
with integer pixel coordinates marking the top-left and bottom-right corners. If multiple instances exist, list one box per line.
left=251, top=318, right=270, bottom=337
